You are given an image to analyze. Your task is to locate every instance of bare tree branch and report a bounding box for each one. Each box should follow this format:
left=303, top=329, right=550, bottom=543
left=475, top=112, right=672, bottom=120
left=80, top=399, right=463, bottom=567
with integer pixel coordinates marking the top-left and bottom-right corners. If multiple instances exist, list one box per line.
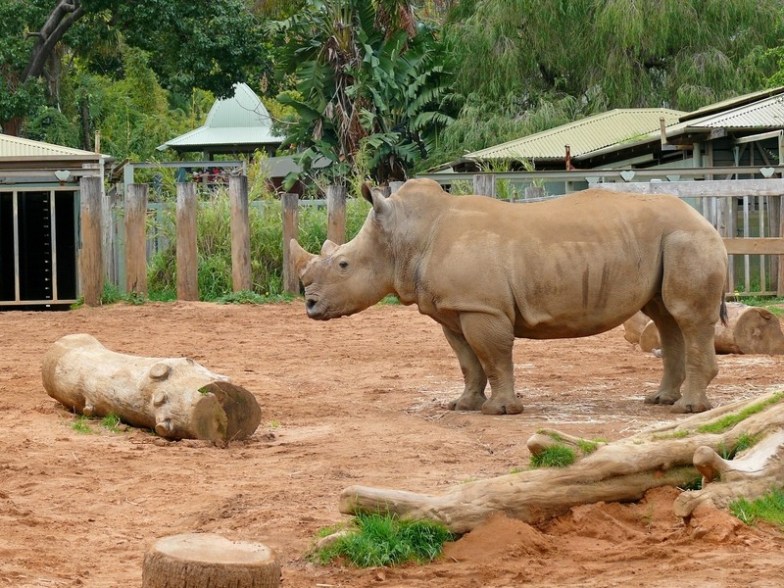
left=22, top=0, right=85, bottom=82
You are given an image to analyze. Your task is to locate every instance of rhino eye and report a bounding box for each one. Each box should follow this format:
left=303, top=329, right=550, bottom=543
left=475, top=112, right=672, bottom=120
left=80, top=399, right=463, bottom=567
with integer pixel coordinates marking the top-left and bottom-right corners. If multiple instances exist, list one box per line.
left=339, top=260, right=349, bottom=269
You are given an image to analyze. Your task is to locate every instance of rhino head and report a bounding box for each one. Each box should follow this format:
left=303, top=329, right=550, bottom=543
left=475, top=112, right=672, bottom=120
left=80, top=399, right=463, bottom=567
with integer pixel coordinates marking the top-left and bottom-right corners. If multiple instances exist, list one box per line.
left=290, top=183, right=396, bottom=320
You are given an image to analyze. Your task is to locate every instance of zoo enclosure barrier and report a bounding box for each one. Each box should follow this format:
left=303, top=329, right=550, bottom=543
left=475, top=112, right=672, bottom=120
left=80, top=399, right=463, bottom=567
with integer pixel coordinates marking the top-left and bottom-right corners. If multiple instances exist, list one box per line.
left=81, top=170, right=784, bottom=305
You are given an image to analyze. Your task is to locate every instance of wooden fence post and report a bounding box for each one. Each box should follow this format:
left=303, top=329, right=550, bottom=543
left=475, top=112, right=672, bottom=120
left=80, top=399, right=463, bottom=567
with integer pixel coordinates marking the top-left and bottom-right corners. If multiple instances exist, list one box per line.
left=281, top=193, right=300, bottom=295
left=176, top=183, right=198, bottom=301
left=473, top=173, right=496, bottom=197
left=79, top=176, right=103, bottom=306
left=229, top=175, right=251, bottom=292
left=327, top=184, right=346, bottom=245
left=125, top=183, right=148, bottom=297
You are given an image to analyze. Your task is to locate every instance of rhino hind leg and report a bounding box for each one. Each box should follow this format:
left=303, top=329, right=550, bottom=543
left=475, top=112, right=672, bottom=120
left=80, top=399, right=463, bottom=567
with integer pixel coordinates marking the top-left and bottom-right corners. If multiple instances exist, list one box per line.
left=641, top=301, right=685, bottom=406
left=442, top=326, right=488, bottom=411
left=456, top=314, right=524, bottom=415
left=670, top=319, right=717, bottom=413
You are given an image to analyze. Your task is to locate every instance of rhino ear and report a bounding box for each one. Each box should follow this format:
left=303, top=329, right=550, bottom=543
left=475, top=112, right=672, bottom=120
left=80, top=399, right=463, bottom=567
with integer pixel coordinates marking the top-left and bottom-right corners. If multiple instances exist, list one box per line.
left=289, top=239, right=315, bottom=276
left=320, top=240, right=338, bottom=256
left=361, top=182, right=391, bottom=218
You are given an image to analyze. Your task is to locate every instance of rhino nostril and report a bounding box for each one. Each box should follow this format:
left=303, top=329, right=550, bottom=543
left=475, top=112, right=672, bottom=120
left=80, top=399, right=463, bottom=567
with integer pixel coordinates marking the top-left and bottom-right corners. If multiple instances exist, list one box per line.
left=306, top=298, right=317, bottom=310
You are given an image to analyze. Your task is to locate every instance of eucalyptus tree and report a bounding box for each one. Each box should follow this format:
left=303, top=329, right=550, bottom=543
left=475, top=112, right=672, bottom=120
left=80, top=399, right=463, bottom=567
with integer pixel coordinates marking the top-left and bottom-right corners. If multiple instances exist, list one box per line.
left=273, top=0, right=455, bottom=186
left=430, top=0, right=784, bottom=166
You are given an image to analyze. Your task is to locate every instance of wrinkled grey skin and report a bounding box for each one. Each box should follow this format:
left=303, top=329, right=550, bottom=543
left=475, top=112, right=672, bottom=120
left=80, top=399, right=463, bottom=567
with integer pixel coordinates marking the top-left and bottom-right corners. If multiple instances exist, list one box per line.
left=291, top=179, right=728, bottom=415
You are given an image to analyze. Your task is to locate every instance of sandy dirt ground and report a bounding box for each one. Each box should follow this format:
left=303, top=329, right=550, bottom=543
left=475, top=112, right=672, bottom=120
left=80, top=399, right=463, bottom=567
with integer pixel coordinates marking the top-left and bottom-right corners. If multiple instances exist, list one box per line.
left=1, top=301, right=783, bottom=588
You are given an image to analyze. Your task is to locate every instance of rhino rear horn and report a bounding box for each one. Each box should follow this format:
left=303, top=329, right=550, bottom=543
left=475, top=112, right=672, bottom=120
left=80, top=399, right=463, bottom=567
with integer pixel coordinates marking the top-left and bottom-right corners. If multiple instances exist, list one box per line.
left=289, top=239, right=315, bottom=276
left=360, top=182, right=391, bottom=217
left=320, top=240, right=338, bottom=256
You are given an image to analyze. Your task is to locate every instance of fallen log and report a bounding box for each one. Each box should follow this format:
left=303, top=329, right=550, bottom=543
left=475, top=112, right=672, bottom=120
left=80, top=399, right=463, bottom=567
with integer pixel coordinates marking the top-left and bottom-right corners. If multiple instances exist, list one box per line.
left=340, top=391, right=784, bottom=533
left=42, top=333, right=261, bottom=443
left=623, top=303, right=784, bottom=354
left=142, top=533, right=280, bottom=588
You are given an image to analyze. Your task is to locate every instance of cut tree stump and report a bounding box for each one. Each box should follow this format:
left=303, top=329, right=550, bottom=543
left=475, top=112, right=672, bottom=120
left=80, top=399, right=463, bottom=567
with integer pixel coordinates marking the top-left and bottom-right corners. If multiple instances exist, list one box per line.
left=142, top=533, right=280, bottom=588
left=623, top=303, right=784, bottom=354
left=42, top=334, right=261, bottom=442
left=340, top=391, right=784, bottom=533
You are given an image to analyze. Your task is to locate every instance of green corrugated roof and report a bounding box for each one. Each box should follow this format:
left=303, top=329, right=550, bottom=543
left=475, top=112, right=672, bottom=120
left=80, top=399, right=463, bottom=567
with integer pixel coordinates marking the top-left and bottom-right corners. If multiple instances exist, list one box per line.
left=462, top=108, right=683, bottom=163
left=0, top=133, right=99, bottom=158
left=158, top=83, right=283, bottom=152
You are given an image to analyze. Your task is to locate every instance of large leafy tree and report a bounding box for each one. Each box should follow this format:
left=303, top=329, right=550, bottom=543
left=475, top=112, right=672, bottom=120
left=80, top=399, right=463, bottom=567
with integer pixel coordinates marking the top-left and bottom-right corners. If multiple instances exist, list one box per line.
left=273, top=0, right=455, bottom=186
left=430, top=0, right=784, bottom=166
left=1, top=0, right=267, bottom=138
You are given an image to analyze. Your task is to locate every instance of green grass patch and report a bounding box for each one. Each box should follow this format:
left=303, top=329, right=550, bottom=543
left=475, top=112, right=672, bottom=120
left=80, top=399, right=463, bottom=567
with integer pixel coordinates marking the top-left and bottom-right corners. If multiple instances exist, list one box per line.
left=530, top=445, right=576, bottom=468
left=697, top=393, right=783, bottom=434
left=71, top=415, right=94, bottom=434
left=577, top=439, right=599, bottom=455
left=313, top=513, right=454, bottom=567
left=100, top=413, right=122, bottom=432
left=737, top=296, right=784, bottom=317
left=729, top=487, right=784, bottom=529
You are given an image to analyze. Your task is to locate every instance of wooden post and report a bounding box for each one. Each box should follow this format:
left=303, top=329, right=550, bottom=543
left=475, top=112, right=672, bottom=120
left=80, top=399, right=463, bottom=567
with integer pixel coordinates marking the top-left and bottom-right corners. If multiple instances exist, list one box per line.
left=125, top=183, right=148, bottom=296
left=779, top=195, right=784, bottom=295
left=326, top=184, right=346, bottom=245
left=281, top=193, right=299, bottom=295
left=229, top=175, right=251, bottom=292
left=176, top=182, right=198, bottom=301
left=473, top=173, right=496, bottom=197
left=79, top=176, right=103, bottom=306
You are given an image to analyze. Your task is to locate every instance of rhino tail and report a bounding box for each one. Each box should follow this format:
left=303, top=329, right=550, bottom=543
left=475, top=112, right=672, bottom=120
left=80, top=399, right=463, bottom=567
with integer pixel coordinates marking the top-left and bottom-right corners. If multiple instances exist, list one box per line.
left=719, top=296, right=728, bottom=327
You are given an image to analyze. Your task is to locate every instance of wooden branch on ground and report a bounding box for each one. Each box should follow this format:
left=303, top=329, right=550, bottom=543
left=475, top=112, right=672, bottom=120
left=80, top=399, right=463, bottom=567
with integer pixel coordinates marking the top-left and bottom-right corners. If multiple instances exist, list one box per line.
left=42, top=334, right=261, bottom=443
left=340, top=392, right=784, bottom=533
left=623, top=303, right=784, bottom=354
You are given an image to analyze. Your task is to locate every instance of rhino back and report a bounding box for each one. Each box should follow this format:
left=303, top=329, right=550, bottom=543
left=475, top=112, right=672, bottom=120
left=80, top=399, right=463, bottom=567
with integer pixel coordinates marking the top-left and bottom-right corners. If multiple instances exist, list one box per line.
left=400, top=189, right=724, bottom=338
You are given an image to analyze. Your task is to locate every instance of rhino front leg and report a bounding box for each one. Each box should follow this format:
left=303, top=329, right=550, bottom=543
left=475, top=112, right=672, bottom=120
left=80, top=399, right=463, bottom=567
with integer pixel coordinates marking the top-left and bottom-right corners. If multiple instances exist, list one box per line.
left=441, top=326, right=487, bottom=411
left=459, top=313, right=523, bottom=415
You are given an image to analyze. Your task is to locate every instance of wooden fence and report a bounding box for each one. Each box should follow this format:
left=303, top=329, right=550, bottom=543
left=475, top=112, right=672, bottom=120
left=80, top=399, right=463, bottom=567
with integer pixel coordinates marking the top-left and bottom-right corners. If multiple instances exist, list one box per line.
left=79, top=174, right=784, bottom=305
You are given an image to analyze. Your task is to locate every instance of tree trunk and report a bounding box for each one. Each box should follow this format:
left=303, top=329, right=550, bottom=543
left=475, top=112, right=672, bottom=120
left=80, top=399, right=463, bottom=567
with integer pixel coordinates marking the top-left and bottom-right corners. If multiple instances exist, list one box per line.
left=340, top=392, right=784, bottom=533
left=142, top=533, right=280, bottom=588
left=623, top=304, right=784, bottom=354
left=42, top=334, right=261, bottom=443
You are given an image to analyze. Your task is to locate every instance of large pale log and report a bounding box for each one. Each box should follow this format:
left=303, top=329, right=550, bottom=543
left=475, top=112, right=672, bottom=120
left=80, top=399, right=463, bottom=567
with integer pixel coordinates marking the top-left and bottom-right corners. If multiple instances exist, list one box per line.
left=623, top=304, right=784, bottom=354
left=42, top=334, right=261, bottom=442
left=142, top=533, right=280, bottom=588
left=340, top=392, right=784, bottom=533
left=713, top=302, right=784, bottom=354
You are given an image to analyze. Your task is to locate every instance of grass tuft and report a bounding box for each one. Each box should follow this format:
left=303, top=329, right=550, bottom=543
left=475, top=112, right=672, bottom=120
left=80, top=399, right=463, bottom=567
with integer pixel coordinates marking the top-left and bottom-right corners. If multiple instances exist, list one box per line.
left=101, top=413, right=122, bottom=432
left=730, top=487, right=784, bottom=529
left=71, top=415, right=93, bottom=434
left=697, top=392, right=783, bottom=434
left=313, top=513, right=454, bottom=567
left=530, top=445, right=576, bottom=468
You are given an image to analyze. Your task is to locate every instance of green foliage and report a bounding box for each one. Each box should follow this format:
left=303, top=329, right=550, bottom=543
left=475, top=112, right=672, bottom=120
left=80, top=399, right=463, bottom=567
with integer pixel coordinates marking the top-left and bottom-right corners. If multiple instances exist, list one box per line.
left=147, top=189, right=370, bottom=301
left=530, top=445, right=576, bottom=469
left=273, top=0, right=456, bottom=184
left=101, top=413, right=122, bottom=433
left=71, top=416, right=93, bottom=435
left=697, top=393, right=783, bottom=434
left=730, top=487, right=784, bottom=529
left=314, top=513, right=454, bottom=567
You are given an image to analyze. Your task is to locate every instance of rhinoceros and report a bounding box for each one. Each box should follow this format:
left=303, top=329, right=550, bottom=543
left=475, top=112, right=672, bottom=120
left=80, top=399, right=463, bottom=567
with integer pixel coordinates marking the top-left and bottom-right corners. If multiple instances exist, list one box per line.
left=290, top=179, right=728, bottom=415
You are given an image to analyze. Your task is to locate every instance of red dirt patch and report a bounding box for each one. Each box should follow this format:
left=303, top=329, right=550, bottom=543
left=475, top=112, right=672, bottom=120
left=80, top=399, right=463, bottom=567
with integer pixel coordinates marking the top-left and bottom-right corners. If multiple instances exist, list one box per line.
left=1, top=302, right=783, bottom=587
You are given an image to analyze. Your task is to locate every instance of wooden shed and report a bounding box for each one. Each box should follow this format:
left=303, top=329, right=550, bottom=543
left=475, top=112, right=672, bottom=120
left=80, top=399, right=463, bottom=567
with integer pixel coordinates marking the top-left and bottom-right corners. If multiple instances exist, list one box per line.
left=0, top=134, right=111, bottom=307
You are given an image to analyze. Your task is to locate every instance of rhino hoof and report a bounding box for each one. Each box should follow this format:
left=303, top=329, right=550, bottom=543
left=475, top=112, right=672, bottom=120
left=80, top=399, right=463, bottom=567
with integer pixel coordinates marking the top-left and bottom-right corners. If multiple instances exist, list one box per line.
left=644, top=392, right=679, bottom=406
left=481, top=398, right=524, bottom=415
left=448, top=396, right=486, bottom=411
left=671, top=398, right=712, bottom=414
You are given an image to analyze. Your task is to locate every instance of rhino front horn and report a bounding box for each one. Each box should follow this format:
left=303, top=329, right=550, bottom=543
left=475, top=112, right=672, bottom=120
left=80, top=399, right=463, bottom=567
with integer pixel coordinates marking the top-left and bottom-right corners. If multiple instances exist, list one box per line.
left=289, top=239, right=315, bottom=276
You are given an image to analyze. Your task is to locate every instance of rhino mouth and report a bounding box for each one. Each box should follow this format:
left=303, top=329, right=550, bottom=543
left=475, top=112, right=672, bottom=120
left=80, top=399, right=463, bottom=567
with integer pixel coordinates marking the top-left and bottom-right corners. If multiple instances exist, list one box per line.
left=305, top=297, right=331, bottom=320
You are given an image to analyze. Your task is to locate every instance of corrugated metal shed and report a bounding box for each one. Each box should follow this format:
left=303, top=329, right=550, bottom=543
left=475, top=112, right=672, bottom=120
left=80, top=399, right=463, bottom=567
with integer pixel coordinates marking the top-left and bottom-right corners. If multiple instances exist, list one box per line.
left=462, top=108, right=683, bottom=164
left=671, top=94, right=784, bottom=133
left=158, top=83, right=283, bottom=154
left=0, top=133, right=97, bottom=158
